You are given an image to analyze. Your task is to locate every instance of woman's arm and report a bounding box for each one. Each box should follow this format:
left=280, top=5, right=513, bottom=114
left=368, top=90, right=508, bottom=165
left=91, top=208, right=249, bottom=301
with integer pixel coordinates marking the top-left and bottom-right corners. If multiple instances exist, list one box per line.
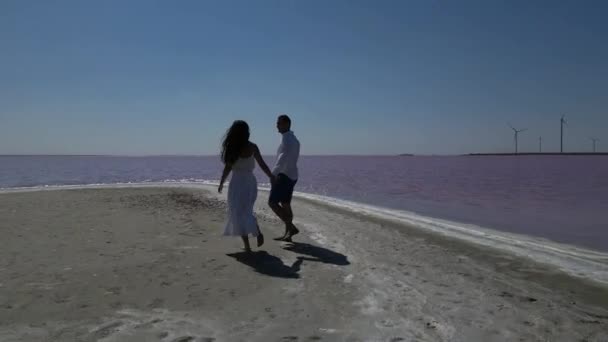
left=218, top=163, right=232, bottom=193
left=253, top=144, right=275, bottom=183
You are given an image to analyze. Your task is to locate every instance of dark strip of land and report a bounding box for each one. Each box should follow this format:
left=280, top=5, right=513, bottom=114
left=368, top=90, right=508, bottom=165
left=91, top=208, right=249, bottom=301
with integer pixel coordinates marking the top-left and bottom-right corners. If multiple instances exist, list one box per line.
left=466, top=152, right=608, bottom=156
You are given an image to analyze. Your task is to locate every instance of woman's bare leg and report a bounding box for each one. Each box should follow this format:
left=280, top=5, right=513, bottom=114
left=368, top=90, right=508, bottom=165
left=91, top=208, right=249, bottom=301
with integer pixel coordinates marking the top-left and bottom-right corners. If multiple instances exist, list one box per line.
left=256, top=225, right=264, bottom=247
left=241, top=236, right=251, bottom=252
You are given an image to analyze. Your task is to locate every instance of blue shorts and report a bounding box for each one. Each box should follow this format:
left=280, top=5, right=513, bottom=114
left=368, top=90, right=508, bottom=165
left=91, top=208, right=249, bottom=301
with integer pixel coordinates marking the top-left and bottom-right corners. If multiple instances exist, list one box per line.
left=269, top=173, right=297, bottom=204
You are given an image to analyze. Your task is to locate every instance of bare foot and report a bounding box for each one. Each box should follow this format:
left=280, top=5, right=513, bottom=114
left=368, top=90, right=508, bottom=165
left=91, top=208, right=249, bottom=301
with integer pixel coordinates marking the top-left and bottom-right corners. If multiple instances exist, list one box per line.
left=289, top=223, right=300, bottom=236
left=273, top=232, right=288, bottom=241
left=283, top=224, right=299, bottom=241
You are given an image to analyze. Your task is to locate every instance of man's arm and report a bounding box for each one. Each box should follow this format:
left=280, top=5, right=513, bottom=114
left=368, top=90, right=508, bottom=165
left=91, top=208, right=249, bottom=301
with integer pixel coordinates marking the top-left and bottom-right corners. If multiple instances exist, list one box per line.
left=272, top=135, right=290, bottom=176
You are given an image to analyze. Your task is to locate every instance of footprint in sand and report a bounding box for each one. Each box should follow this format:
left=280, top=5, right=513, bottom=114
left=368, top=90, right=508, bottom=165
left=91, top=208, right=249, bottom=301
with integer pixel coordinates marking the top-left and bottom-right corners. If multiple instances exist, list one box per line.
left=109, top=301, right=122, bottom=309
left=105, top=286, right=122, bottom=295
left=213, top=264, right=227, bottom=271
left=498, top=291, right=514, bottom=298
left=170, top=336, right=195, bottom=342
left=425, top=321, right=439, bottom=329
left=379, top=319, right=395, bottom=328
left=134, top=318, right=163, bottom=329
left=522, top=296, right=538, bottom=303
left=53, top=294, right=71, bottom=304
left=147, top=298, right=164, bottom=308
left=92, top=321, right=123, bottom=339
left=579, top=319, right=601, bottom=324
left=169, top=337, right=216, bottom=342
left=186, top=283, right=199, bottom=291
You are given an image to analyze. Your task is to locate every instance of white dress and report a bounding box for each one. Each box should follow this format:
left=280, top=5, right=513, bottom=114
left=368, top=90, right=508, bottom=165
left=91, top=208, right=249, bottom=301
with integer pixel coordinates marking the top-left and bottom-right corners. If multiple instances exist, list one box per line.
left=223, top=155, right=259, bottom=237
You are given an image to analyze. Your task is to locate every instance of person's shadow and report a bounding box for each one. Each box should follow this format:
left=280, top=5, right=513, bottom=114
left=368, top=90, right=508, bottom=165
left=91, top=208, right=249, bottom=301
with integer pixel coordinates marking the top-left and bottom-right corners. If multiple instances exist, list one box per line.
left=282, top=242, right=350, bottom=266
left=227, top=251, right=302, bottom=279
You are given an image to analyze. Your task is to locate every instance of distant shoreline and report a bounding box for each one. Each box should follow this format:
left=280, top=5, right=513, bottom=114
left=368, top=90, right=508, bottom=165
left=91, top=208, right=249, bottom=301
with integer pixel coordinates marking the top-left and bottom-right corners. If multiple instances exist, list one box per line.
left=466, top=152, right=608, bottom=156
left=1, top=153, right=606, bottom=157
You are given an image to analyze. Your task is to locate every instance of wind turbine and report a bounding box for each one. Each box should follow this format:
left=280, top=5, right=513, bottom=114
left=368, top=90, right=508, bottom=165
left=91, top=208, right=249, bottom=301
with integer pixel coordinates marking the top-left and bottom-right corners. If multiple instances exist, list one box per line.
left=560, top=115, right=567, bottom=153
left=509, top=124, right=527, bottom=154
left=590, top=137, right=599, bottom=153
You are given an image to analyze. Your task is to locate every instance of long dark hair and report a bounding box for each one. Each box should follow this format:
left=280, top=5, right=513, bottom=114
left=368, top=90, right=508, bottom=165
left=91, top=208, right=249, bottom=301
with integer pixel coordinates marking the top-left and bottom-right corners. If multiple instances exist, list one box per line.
left=221, top=120, right=250, bottom=165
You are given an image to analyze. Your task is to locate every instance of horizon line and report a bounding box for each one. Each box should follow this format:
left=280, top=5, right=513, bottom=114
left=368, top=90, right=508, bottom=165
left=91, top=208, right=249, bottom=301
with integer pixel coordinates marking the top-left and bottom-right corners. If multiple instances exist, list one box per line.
left=0, top=153, right=417, bottom=157
left=0, top=153, right=451, bottom=157
left=2, top=152, right=602, bottom=157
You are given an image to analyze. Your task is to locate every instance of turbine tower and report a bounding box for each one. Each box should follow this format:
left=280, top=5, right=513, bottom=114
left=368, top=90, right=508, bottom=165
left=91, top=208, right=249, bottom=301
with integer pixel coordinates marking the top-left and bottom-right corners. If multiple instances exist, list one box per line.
left=590, top=137, right=599, bottom=153
left=509, top=124, right=527, bottom=154
left=560, top=115, right=567, bottom=153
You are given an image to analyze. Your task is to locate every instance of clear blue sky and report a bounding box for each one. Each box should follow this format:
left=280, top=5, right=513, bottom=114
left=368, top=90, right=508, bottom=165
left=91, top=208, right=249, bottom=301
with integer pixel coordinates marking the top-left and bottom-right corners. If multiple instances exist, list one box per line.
left=1, top=0, right=607, bottom=155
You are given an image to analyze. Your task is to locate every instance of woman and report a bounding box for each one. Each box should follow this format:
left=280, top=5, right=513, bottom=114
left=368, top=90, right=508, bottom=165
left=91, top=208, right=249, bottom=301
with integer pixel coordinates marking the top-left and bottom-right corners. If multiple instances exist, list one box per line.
left=218, top=120, right=275, bottom=252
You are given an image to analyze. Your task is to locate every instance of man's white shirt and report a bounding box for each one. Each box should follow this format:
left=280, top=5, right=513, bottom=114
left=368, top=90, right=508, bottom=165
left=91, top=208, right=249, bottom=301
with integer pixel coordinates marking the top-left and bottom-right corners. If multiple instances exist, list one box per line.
left=272, top=131, right=300, bottom=180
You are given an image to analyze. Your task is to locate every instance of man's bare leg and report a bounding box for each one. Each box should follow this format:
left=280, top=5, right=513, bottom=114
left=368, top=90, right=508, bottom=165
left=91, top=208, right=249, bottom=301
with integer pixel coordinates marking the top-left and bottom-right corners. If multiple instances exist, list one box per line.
left=269, top=202, right=290, bottom=240
left=283, top=202, right=293, bottom=223
left=281, top=202, right=299, bottom=241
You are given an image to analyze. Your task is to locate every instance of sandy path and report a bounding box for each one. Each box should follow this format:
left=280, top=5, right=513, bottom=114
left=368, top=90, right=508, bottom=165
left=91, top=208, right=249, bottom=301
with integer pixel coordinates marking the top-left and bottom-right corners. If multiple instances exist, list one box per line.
left=0, top=186, right=606, bottom=341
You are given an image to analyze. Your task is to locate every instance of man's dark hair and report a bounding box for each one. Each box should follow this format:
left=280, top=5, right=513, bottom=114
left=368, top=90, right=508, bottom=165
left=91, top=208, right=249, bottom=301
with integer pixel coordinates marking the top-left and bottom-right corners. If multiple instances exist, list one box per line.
left=278, top=114, right=291, bottom=127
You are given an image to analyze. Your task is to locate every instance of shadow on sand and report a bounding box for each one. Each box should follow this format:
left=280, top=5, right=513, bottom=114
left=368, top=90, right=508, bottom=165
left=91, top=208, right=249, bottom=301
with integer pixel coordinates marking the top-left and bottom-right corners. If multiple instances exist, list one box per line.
left=282, top=242, right=350, bottom=266
left=227, top=251, right=302, bottom=279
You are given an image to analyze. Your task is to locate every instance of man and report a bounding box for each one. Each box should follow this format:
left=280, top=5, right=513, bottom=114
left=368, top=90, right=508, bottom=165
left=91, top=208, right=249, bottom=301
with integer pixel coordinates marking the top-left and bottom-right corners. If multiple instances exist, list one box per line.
left=269, top=114, right=301, bottom=242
